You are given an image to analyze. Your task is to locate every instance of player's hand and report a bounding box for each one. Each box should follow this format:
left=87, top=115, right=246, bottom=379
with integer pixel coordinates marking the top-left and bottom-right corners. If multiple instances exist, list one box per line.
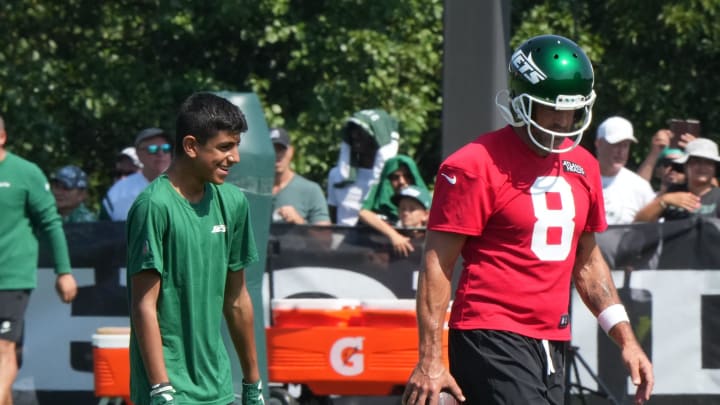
left=402, top=362, right=465, bottom=405
left=651, top=129, right=672, bottom=151
left=277, top=206, right=304, bottom=224
left=150, top=383, right=176, bottom=405
left=663, top=191, right=700, bottom=212
left=390, top=232, right=414, bottom=257
left=55, top=273, right=77, bottom=303
left=241, top=379, right=265, bottom=405
left=621, top=342, right=654, bottom=404
left=677, top=132, right=697, bottom=149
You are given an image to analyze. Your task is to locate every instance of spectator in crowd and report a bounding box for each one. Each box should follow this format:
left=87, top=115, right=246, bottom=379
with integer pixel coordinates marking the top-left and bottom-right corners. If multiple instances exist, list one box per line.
left=358, top=155, right=428, bottom=256
left=636, top=128, right=695, bottom=188
left=126, top=93, right=264, bottom=405
left=0, top=114, right=77, bottom=404
left=327, top=108, right=399, bottom=225
left=270, top=127, right=330, bottom=225
left=635, top=138, right=720, bottom=222
left=595, top=116, right=655, bottom=224
left=113, top=146, right=142, bottom=183
left=100, top=128, right=172, bottom=221
left=402, top=34, right=652, bottom=405
left=650, top=147, right=686, bottom=194
left=49, top=165, right=97, bottom=223
left=391, top=184, right=431, bottom=239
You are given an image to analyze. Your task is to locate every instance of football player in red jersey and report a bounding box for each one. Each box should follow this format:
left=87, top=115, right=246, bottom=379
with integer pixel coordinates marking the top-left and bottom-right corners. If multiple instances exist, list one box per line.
left=402, top=34, right=653, bottom=405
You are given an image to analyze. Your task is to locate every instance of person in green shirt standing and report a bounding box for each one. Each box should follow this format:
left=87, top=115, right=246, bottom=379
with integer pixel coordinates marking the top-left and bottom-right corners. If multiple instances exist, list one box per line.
left=126, top=93, right=264, bottom=405
left=49, top=165, right=97, bottom=223
left=0, top=114, right=78, bottom=405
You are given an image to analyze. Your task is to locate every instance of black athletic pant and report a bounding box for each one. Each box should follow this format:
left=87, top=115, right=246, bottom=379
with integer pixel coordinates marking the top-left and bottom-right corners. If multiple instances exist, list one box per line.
left=449, top=329, right=567, bottom=405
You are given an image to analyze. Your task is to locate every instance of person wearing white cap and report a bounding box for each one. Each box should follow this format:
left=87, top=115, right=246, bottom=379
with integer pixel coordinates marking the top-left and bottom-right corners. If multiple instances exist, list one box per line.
left=635, top=138, right=720, bottom=222
left=113, top=146, right=143, bottom=183
left=595, top=116, right=656, bottom=224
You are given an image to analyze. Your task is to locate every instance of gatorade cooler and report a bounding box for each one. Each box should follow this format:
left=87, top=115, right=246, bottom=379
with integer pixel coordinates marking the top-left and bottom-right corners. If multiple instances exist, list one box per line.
left=271, top=298, right=362, bottom=327
left=359, top=299, right=452, bottom=327
left=359, top=299, right=417, bottom=327
left=92, top=326, right=133, bottom=405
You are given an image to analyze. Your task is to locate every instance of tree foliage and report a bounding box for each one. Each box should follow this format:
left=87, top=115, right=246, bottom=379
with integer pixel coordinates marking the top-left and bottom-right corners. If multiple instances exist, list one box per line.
left=510, top=0, right=720, bottom=164
left=0, top=0, right=443, bottom=208
left=4, top=0, right=719, bottom=209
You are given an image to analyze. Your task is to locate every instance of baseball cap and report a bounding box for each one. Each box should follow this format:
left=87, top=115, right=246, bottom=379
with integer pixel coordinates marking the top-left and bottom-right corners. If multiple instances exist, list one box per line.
left=134, top=127, right=170, bottom=147
left=391, top=185, right=432, bottom=210
left=118, top=146, right=142, bottom=168
left=659, top=147, right=685, bottom=160
left=50, top=165, right=88, bottom=189
left=674, top=138, right=720, bottom=163
left=596, top=116, right=637, bottom=144
left=269, top=128, right=291, bottom=148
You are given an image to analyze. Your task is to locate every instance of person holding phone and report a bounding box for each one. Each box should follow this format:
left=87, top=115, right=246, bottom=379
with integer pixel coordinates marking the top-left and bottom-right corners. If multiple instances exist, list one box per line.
left=635, top=138, right=720, bottom=222
left=636, top=120, right=699, bottom=191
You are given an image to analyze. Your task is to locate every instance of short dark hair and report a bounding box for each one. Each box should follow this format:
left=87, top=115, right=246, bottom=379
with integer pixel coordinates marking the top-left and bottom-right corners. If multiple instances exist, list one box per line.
left=175, top=92, right=248, bottom=156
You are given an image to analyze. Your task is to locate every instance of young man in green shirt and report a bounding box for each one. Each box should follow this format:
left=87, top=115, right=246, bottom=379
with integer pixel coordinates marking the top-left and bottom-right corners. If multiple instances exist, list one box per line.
left=0, top=115, right=78, bottom=405
left=126, top=93, right=264, bottom=405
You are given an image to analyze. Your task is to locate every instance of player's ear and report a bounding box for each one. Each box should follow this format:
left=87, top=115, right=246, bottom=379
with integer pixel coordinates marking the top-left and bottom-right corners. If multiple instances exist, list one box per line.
left=183, top=135, right=199, bottom=158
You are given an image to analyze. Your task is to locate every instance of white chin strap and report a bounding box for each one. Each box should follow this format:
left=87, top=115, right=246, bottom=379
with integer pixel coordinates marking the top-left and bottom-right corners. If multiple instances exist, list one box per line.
left=494, top=90, right=594, bottom=154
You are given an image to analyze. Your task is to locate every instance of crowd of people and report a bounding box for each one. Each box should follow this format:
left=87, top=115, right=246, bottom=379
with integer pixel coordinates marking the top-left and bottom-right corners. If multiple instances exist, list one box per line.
left=4, top=32, right=720, bottom=405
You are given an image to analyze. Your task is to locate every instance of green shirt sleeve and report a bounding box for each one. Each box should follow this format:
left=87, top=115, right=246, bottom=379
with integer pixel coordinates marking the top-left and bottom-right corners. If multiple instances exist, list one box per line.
left=27, top=166, right=72, bottom=274
left=306, top=182, right=331, bottom=224
left=126, top=194, right=167, bottom=276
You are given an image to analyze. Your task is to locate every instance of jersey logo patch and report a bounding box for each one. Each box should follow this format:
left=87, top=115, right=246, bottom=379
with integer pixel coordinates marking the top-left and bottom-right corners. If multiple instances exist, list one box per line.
left=562, top=160, right=586, bottom=176
left=511, top=49, right=547, bottom=84
left=440, top=173, right=457, bottom=185
left=211, top=225, right=226, bottom=233
left=0, top=182, right=10, bottom=188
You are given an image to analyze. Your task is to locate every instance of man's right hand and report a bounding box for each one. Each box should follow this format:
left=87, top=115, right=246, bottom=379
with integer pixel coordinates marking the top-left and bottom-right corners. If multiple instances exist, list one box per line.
left=150, top=383, right=176, bottom=405
left=401, top=362, right=465, bottom=405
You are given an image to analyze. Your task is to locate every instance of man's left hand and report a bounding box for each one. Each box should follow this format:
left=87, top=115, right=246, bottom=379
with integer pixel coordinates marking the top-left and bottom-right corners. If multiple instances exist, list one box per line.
left=55, top=273, right=77, bottom=303
left=622, top=342, right=654, bottom=404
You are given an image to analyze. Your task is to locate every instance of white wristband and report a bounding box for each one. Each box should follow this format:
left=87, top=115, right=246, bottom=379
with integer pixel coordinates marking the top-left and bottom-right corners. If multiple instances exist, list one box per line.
left=597, top=304, right=629, bottom=334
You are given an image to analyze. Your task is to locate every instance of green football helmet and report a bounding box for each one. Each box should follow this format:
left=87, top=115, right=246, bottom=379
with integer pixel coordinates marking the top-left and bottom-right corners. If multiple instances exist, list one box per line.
left=496, top=34, right=596, bottom=153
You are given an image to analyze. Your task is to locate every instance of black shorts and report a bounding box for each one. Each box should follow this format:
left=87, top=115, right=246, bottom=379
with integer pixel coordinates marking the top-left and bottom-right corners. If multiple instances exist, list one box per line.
left=449, top=329, right=566, bottom=405
left=0, top=290, right=31, bottom=344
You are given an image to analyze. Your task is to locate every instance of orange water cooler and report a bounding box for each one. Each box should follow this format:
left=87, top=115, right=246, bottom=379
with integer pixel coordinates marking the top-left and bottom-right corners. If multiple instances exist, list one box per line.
left=92, top=326, right=133, bottom=405
left=266, top=298, right=450, bottom=397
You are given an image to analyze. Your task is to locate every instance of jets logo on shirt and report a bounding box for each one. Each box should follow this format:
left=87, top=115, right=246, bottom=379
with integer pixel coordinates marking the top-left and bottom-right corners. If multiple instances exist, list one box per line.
left=562, top=160, right=586, bottom=176
left=511, top=49, right=547, bottom=84
left=211, top=225, right=226, bottom=233
left=0, top=182, right=10, bottom=188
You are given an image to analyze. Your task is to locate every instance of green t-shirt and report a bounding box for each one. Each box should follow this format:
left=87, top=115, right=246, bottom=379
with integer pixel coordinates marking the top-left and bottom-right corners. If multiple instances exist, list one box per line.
left=0, top=152, right=71, bottom=289
left=64, top=203, right=97, bottom=223
left=272, top=174, right=330, bottom=224
left=126, top=174, right=258, bottom=405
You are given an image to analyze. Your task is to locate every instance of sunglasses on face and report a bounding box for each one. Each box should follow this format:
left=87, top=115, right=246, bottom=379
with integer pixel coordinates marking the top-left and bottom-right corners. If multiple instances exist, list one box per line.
left=144, top=143, right=172, bottom=155
left=660, top=159, right=684, bottom=172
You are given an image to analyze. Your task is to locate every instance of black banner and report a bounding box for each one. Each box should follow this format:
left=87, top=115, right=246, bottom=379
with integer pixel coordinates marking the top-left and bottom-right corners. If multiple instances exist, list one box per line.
left=19, top=218, right=720, bottom=404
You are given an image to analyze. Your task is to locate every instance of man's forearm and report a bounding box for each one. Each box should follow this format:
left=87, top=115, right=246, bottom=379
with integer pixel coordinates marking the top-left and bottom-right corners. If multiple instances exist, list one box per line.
left=416, top=269, right=451, bottom=368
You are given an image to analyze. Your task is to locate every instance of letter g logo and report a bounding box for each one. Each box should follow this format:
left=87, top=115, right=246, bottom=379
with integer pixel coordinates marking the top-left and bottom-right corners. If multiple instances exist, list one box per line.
left=329, top=336, right=364, bottom=376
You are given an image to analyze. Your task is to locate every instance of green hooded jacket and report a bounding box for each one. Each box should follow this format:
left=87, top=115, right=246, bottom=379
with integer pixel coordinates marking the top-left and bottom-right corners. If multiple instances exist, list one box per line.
left=361, top=154, right=428, bottom=223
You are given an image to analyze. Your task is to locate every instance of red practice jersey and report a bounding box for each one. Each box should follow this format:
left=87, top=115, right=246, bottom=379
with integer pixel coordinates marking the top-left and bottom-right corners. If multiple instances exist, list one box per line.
left=429, top=126, right=607, bottom=341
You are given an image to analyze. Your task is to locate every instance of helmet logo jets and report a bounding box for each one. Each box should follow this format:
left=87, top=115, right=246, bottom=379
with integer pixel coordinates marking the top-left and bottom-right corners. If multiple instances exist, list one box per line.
left=511, top=49, right=547, bottom=84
